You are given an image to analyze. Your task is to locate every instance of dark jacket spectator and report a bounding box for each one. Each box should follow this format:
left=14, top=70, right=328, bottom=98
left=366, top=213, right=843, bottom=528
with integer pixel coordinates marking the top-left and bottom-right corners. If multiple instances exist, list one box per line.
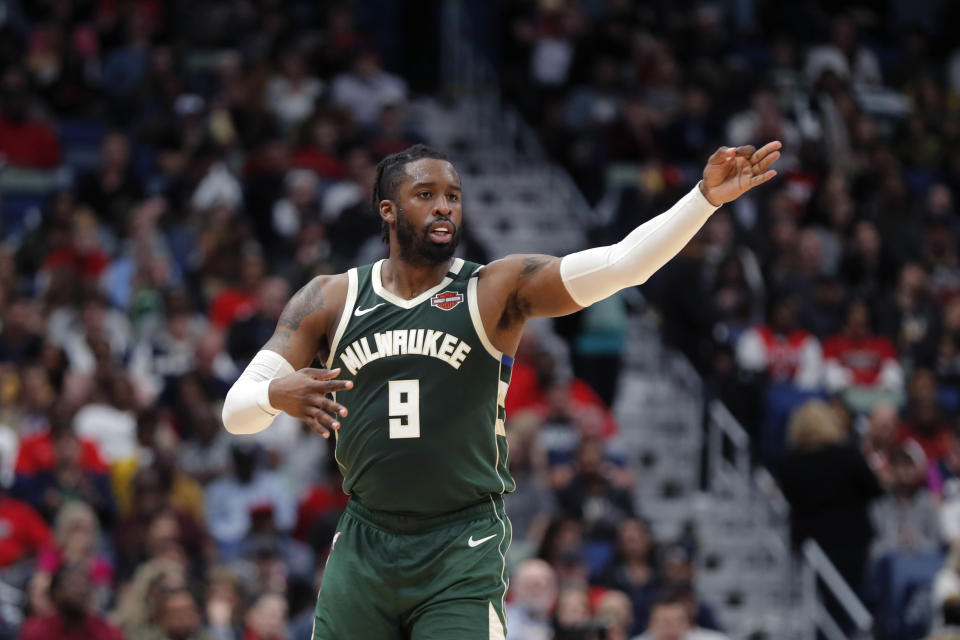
left=779, top=400, right=883, bottom=595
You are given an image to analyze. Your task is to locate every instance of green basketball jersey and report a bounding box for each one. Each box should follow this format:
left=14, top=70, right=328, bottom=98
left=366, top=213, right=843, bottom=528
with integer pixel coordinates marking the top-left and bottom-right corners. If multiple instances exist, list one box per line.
left=327, top=258, right=515, bottom=515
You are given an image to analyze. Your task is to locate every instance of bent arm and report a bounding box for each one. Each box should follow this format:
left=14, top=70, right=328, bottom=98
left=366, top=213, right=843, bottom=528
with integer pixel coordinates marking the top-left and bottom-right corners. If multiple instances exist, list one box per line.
left=222, top=350, right=295, bottom=434
left=221, top=276, right=338, bottom=434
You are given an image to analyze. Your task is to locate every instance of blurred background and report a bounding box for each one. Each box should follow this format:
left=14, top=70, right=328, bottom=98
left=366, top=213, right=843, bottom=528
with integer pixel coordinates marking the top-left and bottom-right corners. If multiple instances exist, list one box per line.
left=0, top=1, right=959, bottom=639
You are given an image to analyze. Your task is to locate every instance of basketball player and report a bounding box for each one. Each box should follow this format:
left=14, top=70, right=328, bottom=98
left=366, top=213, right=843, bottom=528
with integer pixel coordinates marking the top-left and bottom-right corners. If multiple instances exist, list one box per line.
left=221, top=141, right=781, bottom=639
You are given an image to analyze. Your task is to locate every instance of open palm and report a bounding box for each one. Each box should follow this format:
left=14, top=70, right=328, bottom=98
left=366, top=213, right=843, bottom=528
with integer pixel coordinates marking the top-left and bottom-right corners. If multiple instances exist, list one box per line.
left=700, top=141, right=782, bottom=206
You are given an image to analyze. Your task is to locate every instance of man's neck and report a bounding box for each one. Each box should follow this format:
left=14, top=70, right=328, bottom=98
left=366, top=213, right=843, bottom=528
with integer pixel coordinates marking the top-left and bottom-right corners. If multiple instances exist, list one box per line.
left=381, top=252, right=452, bottom=300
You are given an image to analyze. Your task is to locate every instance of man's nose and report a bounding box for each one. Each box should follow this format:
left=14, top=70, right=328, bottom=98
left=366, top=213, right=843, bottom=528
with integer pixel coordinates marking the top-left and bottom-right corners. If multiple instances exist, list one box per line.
left=435, top=196, right=453, bottom=216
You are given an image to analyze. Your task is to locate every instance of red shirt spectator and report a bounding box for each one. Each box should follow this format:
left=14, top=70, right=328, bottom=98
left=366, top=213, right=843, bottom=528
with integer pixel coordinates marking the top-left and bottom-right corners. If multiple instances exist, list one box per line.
left=19, top=615, right=124, bottom=640
left=823, top=300, right=903, bottom=392
left=41, top=207, right=111, bottom=282
left=209, top=289, right=259, bottom=329
left=0, top=117, right=61, bottom=168
left=736, top=294, right=824, bottom=389
left=0, top=66, right=60, bottom=167
left=15, top=431, right=108, bottom=475
left=506, top=360, right=617, bottom=437
left=20, top=563, right=124, bottom=640
left=294, top=483, right=349, bottom=541
left=0, top=495, right=53, bottom=567
left=291, top=148, right=345, bottom=180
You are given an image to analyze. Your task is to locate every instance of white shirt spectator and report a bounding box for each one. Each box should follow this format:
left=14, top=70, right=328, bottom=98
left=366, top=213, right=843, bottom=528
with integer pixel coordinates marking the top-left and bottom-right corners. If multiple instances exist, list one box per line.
left=74, top=402, right=137, bottom=463
left=265, top=74, right=323, bottom=132
left=736, top=326, right=824, bottom=390
left=331, top=65, right=407, bottom=126
left=205, top=466, right=297, bottom=545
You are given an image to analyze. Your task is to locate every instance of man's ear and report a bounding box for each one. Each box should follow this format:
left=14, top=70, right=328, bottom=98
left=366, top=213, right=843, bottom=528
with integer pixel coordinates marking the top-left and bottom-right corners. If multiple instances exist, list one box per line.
left=379, top=200, right=396, bottom=226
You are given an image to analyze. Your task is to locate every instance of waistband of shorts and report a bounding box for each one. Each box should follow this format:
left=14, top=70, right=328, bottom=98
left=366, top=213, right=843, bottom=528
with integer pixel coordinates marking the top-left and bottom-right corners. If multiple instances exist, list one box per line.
left=346, top=495, right=504, bottom=534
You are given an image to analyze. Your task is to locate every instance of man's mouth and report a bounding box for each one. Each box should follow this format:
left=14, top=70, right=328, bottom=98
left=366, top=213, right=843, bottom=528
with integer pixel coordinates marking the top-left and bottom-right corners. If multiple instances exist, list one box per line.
left=428, top=221, right=455, bottom=244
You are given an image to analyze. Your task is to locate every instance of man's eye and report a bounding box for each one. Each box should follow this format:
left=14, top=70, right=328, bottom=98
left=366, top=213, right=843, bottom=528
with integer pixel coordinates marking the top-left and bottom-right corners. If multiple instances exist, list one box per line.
left=448, top=194, right=459, bottom=202
left=419, top=191, right=431, bottom=199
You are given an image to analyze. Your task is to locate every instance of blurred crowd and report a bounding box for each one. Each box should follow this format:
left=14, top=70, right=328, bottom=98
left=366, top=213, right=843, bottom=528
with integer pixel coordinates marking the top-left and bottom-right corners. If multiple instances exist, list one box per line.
left=500, top=0, right=960, bottom=638
left=4, top=0, right=960, bottom=640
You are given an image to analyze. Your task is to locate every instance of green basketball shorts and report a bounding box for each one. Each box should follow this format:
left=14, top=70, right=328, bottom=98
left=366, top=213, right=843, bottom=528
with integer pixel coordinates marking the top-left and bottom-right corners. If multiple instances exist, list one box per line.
left=312, top=495, right=512, bottom=640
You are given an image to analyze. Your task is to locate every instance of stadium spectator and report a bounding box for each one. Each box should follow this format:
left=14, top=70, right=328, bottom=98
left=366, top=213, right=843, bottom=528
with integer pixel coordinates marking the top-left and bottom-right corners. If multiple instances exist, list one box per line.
left=634, top=591, right=728, bottom=640
left=19, top=563, right=124, bottom=640
left=76, top=131, right=145, bottom=232
left=505, top=558, right=557, bottom=640
left=242, top=592, right=287, bottom=640
left=596, top=589, right=634, bottom=640
left=870, top=444, right=943, bottom=558
left=0, top=66, right=61, bottom=168
left=204, top=444, right=295, bottom=556
left=823, top=299, right=904, bottom=411
left=898, top=367, right=954, bottom=466
left=29, top=501, right=113, bottom=615
left=127, top=586, right=212, bottom=640
left=0, top=487, right=52, bottom=572
left=330, top=49, right=407, bottom=127
left=779, top=400, right=882, bottom=596
left=735, top=293, right=824, bottom=390
left=594, top=518, right=660, bottom=634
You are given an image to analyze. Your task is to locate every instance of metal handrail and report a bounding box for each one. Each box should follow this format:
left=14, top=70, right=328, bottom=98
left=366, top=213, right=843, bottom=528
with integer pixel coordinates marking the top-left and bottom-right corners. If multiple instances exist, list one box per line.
left=801, top=539, right=874, bottom=639
left=707, top=399, right=751, bottom=493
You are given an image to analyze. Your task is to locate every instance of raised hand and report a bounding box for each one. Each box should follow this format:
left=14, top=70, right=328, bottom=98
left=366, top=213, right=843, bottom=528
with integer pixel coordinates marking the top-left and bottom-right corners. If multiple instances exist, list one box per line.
left=268, top=367, right=353, bottom=438
left=700, top=141, right=781, bottom=207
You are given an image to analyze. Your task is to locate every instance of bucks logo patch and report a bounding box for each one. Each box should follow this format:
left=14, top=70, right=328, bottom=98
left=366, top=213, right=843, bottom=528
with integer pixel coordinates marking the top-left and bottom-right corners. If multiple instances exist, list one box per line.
left=431, top=291, right=463, bottom=311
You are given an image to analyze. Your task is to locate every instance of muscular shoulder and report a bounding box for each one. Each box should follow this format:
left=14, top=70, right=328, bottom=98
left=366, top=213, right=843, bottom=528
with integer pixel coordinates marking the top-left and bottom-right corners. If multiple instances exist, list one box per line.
left=477, top=254, right=560, bottom=328
left=263, top=272, right=349, bottom=363
left=279, top=273, right=349, bottom=333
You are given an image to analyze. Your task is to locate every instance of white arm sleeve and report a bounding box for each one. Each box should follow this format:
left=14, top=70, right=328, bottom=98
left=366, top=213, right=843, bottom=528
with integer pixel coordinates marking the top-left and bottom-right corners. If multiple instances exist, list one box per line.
left=221, top=350, right=296, bottom=435
left=560, top=184, right=718, bottom=307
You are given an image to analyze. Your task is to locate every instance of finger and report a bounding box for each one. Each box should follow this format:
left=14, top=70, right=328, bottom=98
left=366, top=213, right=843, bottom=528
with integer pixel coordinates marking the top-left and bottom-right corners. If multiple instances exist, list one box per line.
left=749, top=140, right=783, bottom=164
left=304, top=412, right=332, bottom=438
left=300, top=367, right=341, bottom=381
left=734, top=145, right=756, bottom=157
left=708, top=146, right=736, bottom=164
left=305, top=407, right=340, bottom=436
left=309, top=405, right=342, bottom=431
left=749, top=169, right=778, bottom=186
left=318, top=395, right=349, bottom=418
left=752, top=150, right=780, bottom=175
left=309, top=379, right=354, bottom=393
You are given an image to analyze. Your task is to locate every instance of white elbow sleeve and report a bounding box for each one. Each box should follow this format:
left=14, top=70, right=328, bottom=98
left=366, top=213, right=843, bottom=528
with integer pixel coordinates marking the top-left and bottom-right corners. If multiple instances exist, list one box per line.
left=222, top=350, right=296, bottom=435
left=560, top=184, right=718, bottom=307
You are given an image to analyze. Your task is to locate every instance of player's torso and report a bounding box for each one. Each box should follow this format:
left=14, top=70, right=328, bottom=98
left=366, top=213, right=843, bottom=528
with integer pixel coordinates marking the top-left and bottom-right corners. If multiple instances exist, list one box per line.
left=328, top=258, right=515, bottom=514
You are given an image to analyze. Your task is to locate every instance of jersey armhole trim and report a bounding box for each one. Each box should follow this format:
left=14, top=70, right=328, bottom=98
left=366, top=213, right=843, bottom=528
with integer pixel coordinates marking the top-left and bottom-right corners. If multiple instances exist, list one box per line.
left=325, top=268, right=359, bottom=369
left=467, top=268, right=503, bottom=362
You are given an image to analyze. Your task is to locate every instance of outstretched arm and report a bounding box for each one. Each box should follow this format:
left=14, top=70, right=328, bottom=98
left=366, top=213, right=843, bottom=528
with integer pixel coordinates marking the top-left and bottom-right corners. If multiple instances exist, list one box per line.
left=482, top=142, right=781, bottom=323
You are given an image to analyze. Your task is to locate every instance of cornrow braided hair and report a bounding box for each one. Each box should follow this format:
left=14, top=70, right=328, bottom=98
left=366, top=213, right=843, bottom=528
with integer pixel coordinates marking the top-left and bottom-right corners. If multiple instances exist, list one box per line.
left=372, top=144, right=450, bottom=243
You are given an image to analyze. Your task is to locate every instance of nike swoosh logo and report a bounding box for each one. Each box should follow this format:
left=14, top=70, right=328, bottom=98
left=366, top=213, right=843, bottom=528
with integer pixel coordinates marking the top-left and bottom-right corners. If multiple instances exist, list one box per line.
left=354, top=303, right=386, bottom=317
left=468, top=534, right=497, bottom=548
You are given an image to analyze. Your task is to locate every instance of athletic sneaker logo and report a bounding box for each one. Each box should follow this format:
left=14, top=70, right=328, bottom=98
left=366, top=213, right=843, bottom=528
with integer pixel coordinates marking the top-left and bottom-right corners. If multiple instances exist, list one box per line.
left=431, top=291, right=463, bottom=311
left=354, top=302, right=386, bottom=317
left=331, top=531, right=342, bottom=551
left=468, top=534, right=497, bottom=548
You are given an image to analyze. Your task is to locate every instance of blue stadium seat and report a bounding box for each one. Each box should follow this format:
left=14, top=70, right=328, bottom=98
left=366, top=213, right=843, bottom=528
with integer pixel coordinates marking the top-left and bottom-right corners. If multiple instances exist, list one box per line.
left=868, top=550, right=945, bottom=640
left=57, top=119, right=107, bottom=173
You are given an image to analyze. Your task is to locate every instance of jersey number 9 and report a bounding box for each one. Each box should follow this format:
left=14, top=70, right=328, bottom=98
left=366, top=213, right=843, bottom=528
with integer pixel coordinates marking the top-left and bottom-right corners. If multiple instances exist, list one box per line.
left=388, top=379, right=421, bottom=439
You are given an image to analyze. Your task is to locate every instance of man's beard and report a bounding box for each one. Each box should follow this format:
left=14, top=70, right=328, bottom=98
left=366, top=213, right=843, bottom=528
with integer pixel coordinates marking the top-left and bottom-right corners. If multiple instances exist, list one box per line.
left=395, top=207, right=462, bottom=266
